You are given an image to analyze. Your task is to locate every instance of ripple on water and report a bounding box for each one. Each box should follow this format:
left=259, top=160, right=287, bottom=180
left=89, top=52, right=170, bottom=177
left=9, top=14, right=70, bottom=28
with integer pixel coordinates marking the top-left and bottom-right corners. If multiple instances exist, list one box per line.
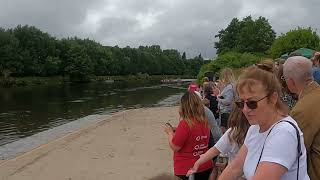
left=156, top=93, right=183, bottom=107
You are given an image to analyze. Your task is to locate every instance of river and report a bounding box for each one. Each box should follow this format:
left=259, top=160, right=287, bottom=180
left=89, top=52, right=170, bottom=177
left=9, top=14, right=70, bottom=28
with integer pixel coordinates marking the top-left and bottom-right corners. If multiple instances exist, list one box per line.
left=0, top=81, right=187, bottom=146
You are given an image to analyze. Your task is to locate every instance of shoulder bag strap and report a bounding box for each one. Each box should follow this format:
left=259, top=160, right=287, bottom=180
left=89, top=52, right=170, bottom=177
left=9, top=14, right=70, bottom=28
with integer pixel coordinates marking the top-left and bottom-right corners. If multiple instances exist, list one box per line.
left=254, top=120, right=302, bottom=180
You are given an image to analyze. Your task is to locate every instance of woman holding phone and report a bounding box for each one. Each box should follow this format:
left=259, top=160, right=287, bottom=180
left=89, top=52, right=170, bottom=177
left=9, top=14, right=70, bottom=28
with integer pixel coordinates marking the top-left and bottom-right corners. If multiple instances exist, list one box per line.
left=164, top=92, right=212, bottom=180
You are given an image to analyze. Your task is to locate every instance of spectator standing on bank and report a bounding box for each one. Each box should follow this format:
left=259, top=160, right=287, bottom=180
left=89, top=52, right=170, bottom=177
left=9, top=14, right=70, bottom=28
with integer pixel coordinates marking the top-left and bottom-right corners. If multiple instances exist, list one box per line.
left=284, top=56, right=320, bottom=180
left=217, top=68, right=236, bottom=133
left=164, top=92, right=212, bottom=180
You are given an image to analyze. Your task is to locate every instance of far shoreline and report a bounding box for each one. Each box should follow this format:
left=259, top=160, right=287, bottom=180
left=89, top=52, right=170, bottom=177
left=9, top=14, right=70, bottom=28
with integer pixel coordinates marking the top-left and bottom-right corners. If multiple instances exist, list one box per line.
left=0, top=75, right=196, bottom=88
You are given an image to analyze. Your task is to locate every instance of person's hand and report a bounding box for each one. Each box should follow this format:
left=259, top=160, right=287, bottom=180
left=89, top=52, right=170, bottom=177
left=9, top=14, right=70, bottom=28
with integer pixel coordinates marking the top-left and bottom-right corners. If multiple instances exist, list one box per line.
left=216, top=161, right=227, bottom=171
left=186, top=161, right=200, bottom=177
left=164, top=124, right=174, bottom=135
left=217, top=94, right=224, bottom=100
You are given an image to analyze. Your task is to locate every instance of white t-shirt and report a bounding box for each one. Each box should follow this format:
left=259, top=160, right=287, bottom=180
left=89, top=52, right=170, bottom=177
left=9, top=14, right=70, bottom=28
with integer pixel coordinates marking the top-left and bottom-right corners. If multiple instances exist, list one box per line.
left=243, top=116, right=309, bottom=180
left=214, top=128, right=240, bottom=164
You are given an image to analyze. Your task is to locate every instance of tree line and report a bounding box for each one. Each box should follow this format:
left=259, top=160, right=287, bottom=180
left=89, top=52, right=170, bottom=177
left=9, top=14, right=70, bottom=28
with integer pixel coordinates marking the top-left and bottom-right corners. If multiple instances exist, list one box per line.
left=197, top=16, right=320, bottom=82
left=0, top=25, right=206, bottom=82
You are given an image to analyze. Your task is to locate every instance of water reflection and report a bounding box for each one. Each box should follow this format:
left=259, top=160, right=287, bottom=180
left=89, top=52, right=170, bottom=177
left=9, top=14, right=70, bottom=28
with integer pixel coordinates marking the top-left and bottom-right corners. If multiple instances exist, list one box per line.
left=0, top=82, right=186, bottom=146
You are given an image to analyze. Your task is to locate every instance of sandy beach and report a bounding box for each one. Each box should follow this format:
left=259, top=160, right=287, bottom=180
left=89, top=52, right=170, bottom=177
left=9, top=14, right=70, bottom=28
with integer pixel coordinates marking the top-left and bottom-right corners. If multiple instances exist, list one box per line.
left=0, top=107, right=181, bottom=180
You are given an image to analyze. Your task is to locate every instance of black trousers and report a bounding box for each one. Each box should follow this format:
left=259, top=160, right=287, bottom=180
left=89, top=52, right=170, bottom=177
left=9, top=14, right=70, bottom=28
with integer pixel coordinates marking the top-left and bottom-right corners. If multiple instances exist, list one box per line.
left=176, top=168, right=212, bottom=180
left=220, top=113, right=230, bottom=128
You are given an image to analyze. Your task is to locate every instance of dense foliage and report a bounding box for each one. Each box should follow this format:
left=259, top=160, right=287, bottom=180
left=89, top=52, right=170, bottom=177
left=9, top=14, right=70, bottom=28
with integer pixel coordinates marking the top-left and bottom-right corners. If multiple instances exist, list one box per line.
left=268, top=28, right=320, bottom=58
left=200, top=17, right=320, bottom=83
left=214, top=16, right=276, bottom=55
left=197, top=51, right=262, bottom=82
left=0, top=25, right=205, bottom=82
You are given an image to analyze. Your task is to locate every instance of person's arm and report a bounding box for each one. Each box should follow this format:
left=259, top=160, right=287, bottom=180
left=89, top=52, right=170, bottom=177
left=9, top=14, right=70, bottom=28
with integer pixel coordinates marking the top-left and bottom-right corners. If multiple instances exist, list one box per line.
left=186, top=146, right=221, bottom=176
left=217, top=85, right=233, bottom=106
left=165, top=120, right=189, bottom=152
left=205, top=107, right=222, bottom=142
left=252, top=162, right=287, bottom=180
left=219, top=145, right=247, bottom=180
left=166, top=132, right=181, bottom=152
left=290, top=109, right=317, bottom=152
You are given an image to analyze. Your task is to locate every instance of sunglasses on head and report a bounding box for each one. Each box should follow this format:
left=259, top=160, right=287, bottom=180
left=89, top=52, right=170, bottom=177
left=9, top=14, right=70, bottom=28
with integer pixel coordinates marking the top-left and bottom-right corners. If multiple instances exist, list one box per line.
left=256, top=64, right=273, bottom=72
left=235, top=94, right=269, bottom=110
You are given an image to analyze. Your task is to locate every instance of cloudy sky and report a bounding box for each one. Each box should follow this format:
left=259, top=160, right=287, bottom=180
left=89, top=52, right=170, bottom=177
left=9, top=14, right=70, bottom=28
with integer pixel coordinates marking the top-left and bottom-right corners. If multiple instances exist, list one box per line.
left=0, top=0, right=319, bottom=59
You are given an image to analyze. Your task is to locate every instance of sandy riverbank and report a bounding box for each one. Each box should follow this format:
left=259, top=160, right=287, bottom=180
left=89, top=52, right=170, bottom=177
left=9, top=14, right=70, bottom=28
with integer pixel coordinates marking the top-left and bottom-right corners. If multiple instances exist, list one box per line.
left=0, top=107, right=181, bottom=180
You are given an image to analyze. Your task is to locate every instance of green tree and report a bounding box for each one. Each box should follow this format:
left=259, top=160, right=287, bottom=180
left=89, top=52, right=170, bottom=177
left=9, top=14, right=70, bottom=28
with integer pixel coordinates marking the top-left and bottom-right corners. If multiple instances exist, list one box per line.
left=0, top=24, right=201, bottom=81
left=215, top=16, right=275, bottom=54
left=236, top=16, right=275, bottom=53
left=12, top=25, right=57, bottom=76
left=163, top=49, right=184, bottom=75
left=63, top=41, right=93, bottom=82
left=182, top=52, right=186, bottom=60
left=268, top=27, right=320, bottom=58
left=41, top=56, right=61, bottom=76
left=214, top=18, right=241, bottom=54
left=197, top=51, right=262, bottom=82
left=0, top=28, right=24, bottom=77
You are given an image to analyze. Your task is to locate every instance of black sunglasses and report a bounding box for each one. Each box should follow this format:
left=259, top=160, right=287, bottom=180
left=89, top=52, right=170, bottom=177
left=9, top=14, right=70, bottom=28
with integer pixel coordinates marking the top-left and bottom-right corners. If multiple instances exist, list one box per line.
left=235, top=95, right=269, bottom=110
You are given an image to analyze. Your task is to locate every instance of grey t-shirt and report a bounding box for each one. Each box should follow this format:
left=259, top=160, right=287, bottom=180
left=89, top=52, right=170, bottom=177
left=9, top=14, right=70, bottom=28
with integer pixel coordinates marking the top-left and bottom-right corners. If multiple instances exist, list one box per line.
left=204, top=106, right=222, bottom=144
left=218, top=83, right=235, bottom=114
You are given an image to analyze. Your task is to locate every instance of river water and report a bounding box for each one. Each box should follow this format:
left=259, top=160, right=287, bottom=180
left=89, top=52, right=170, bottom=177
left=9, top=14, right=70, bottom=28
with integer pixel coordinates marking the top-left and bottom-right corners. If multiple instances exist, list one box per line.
left=0, top=81, right=186, bottom=146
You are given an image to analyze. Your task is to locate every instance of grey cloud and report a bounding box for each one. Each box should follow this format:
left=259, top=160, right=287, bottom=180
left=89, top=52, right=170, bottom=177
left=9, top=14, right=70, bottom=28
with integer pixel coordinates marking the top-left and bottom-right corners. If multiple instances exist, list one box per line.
left=95, top=16, right=140, bottom=44
left=0, top=0, right=101, bottom=37
left=0, top=0, right=319, bottom=59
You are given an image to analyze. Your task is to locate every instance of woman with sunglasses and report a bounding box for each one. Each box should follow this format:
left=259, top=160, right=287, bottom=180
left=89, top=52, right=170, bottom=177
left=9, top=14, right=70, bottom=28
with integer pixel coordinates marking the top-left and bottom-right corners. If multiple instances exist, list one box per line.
left=164, top=92, right=212, bottom=180
left=219, top=66, right=309, bottom=180
left=186, top=105, right=250, bottom=179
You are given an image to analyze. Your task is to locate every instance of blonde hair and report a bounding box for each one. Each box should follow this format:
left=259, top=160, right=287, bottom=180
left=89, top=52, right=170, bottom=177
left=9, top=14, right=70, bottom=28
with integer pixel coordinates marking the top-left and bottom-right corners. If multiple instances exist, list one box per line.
left=220, top=68, right=235, bottom=85
left=227, top=105, right=250, bottom=147
left=180, top=92, right=208, bottom=128
left=256, top=59, right=276, bottom=74
left=237, top=66, right=288, bottom=115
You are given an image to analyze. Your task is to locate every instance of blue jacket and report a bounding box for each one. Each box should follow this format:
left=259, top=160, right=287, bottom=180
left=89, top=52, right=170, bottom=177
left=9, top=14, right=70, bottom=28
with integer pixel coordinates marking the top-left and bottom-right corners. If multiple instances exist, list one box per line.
left=312, top=66, right=320, bottom=85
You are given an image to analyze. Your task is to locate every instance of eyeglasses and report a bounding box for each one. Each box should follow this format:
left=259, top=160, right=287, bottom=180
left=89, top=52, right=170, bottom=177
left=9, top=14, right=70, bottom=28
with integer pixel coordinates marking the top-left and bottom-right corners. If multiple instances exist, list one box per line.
left=235, top=95, right=269, bottom=110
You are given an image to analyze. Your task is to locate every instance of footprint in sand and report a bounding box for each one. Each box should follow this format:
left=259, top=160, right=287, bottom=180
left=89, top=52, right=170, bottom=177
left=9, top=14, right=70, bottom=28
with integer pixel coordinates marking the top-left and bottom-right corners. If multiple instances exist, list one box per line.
left=108, top=153, right=115, bottom=158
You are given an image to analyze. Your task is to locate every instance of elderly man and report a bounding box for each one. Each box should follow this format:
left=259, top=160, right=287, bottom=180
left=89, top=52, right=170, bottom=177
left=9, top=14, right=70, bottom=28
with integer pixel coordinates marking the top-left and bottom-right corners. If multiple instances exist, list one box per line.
left=283, top=56, right=320, bottom=180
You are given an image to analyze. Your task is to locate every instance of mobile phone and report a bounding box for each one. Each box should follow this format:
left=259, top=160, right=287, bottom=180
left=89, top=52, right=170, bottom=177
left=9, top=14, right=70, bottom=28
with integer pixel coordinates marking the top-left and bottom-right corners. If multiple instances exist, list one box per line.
left=165, top=122, right=175, bottom=132
left=165, top=122, right=173, bottom=128
left=219, top=96, right=225, bottom=99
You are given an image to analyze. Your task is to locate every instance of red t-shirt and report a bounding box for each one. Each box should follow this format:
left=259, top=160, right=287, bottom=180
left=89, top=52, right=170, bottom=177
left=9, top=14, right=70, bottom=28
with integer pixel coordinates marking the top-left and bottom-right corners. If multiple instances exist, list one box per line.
left=172, top=119, right=213, bottom=175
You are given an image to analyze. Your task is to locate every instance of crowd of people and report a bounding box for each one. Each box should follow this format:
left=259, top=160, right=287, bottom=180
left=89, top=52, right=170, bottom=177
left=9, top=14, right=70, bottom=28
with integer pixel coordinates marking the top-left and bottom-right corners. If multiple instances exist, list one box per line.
left=164, top=51, right=320, bottom=180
